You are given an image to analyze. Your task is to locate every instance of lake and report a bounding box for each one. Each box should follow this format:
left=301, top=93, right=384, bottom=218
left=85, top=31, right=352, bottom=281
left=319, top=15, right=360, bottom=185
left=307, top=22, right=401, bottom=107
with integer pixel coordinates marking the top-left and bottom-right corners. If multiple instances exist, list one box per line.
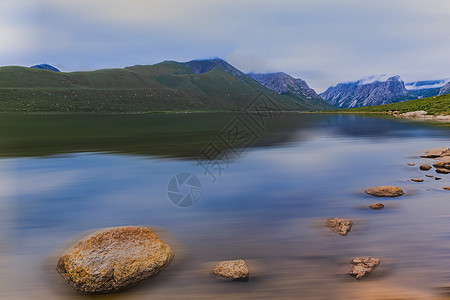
left=0, top=113, right=449, bottom=299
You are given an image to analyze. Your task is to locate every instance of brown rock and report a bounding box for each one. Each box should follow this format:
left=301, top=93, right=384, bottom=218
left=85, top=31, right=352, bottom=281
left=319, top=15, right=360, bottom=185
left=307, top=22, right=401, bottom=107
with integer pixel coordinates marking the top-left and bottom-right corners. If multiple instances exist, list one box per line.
left=420, top=147, right=450, bottom=158
left=348, top=257, right=381, bottom=279
left=56, top=226, right=174, bottom=294
left=212, top=259, right=249, bottom=281
left=365, top=186, right=404, bottom=197
left=433, top=161, right=450, bottom=170
left=444, top=187, right=450, bottom=191
left=369, top=203, right=384, bottom=210
left=425, top=175, right=434, bottom=178
left=407, top=163, right=415, bottom=166
left=411, top=179, right=424, bottom=182
left=419, top=164, right=432, bottom=171
left=435, top=177, right=442, bottom=180
left=325, top=217, right=352, bottom=236
left=436, top=168, right=450, bottom=174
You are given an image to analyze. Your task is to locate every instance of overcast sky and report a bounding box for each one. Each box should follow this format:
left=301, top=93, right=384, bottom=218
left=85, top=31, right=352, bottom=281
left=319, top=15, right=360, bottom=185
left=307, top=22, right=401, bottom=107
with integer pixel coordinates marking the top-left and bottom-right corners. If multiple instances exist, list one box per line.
left=2, top=0, right=450, bottom=92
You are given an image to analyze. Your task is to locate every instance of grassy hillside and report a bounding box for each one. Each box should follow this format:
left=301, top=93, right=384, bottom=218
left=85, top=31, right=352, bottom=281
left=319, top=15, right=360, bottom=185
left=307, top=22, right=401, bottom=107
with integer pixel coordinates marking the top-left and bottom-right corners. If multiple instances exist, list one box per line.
left=339, top=94, right=450, bottom=115
left=0, top=62, right=331, bottom=112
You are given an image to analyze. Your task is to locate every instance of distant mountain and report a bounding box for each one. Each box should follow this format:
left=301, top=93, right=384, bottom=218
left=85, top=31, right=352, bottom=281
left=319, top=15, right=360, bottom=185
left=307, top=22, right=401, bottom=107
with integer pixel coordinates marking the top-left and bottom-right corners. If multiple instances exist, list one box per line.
left=321, top=75, right=413, bottom=108
left=30, top=64, right=60, bottom=72
left=405, top=79, right=447, bottom=99
left=248, top=72, right=334, bottom=110
left=184, top=58, right=245, bottom=78
left=0, top=58, right=333, bottom=112
left=439, top=81, right=450, bottom=96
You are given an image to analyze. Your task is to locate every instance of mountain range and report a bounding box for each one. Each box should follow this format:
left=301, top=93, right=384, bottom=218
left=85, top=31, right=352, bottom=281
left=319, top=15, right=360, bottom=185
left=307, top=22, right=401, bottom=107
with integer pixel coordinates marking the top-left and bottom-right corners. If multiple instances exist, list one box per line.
left=321, top=75, right=450, bottom=108
left=0, top=59, right=333, bottom=112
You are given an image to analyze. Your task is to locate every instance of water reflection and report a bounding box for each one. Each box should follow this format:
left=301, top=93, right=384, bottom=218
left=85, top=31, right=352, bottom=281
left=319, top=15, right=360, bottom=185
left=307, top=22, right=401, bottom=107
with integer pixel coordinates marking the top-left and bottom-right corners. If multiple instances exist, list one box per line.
left=0, top=113, right=449, bottom=299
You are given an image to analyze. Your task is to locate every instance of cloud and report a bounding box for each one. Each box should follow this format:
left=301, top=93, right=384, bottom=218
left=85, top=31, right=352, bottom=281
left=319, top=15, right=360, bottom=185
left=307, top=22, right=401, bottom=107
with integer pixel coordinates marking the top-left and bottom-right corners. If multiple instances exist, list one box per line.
left=1, top=0, right=450, bottom=92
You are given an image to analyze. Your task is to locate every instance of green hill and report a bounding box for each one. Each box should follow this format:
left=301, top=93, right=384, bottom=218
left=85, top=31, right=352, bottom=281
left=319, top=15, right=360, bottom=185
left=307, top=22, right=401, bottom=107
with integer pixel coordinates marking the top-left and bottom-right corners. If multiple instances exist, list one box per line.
left=339, top=94, right=450, bottom=115
left=0, top=60, right=333, bottom=113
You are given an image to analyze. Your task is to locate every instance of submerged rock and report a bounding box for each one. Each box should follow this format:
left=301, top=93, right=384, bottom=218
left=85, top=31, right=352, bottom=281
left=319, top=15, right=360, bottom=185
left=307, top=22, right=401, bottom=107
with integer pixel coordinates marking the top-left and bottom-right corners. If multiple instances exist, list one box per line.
left=365, top=186, right=404, bottom=197
left=212, top=259, right=249, bottom=281
left=425, top=175, right=434, bottom=178
left=419, top=164, right=432, bottom=171
left=325, top=217, right=353, bottom=236
left=369, top=203, right=385, bottom=210
left=407, top=163, right=415, bottom=166
left=348, top=257, right=381, bottom=279
left=411, top=178, right=424, bottom=182
left=421, top=147, right=450, bottom=158
left=56, top=226, right=174, bottom=294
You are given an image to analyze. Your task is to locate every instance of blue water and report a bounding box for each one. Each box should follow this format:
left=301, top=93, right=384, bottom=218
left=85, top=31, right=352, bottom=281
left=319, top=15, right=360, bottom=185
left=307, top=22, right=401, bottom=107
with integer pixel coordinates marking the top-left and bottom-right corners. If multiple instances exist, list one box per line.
left=1, top=114, right=450, bottom=299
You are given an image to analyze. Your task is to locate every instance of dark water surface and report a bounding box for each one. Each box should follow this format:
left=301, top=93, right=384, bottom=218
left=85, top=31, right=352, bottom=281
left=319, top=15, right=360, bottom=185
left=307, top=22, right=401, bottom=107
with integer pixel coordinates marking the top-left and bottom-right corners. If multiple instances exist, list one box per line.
left=1, top=113, right=450, bottom=299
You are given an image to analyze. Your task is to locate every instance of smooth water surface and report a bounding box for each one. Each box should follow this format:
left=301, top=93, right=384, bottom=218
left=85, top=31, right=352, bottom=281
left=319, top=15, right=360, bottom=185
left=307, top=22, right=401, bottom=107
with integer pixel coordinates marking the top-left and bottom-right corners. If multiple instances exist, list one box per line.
left=0, top=113, right=450, bottom=299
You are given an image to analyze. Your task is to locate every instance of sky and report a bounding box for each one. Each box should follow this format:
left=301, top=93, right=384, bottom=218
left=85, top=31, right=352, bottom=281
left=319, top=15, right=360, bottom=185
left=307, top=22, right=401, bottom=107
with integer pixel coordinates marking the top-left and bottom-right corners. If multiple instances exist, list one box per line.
left=1, top=0, right=450, bottom=92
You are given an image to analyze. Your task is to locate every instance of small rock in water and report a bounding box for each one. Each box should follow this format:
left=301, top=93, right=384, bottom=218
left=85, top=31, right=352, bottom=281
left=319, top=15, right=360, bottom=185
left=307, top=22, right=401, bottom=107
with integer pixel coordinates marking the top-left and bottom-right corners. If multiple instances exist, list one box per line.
left=436, top=168, right=450, bottom=174
left=325, top=217, right=352, bottom=236
left=420, top=147, right=450, bottom=158
left=56, top=226, right=174, bottom=294
left=407, top=163, right=415, bottom=166
left=444, top=187, right=450, bottom=191
left=411, top=179, right=424, bottom=182
left=348, top=257, right=381, bottom=279
left=212, top=259, right=249, bottom=281
left=365, top=186, right=404, bottom=197
left=369, top=203, right=384, bottom=210
left=435, top=177, right=442, bottom=180
left=425, top=175, right=434, bottom=178
left=419, top=164, right=432, bottom=171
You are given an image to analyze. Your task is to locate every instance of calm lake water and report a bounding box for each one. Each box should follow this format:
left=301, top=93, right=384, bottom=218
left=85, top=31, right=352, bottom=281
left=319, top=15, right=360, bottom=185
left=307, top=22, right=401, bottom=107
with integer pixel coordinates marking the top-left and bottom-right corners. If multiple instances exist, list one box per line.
left=1, top=113, right=450, bottom=299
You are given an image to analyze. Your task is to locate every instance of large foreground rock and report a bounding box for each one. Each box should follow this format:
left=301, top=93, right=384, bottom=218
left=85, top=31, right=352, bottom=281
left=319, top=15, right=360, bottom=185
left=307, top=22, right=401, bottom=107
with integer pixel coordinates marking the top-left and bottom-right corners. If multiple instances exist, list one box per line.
left=348, top=257, right=381, bottom=279
left=56, top=226, right=174, bottom=294
left=325, top=217, right=352, bottom=236
left=213, top=259, right=249, bottom=280
left=365, top=186, right=404, bottom=197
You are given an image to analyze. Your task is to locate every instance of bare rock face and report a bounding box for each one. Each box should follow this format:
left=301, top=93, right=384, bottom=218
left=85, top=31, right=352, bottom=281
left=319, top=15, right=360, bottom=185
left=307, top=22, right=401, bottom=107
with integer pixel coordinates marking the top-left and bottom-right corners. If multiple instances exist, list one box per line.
left=411, top=179, right=424, bottom=182
left=325, top=217, right=353, bottom=236
left=369, top=203, right=385, bottom=210
left=421, top=147, right=450, bottom=158
left=425, top=174, right=434, bottom=178
left=212, top=259, right=249, bottom=281
left=348, top=257, right=381, bottom=279
left=320, top=75, right=409, bottom=108
left=407, top=163, right=415, bottom=166
left=56, top=226, right=174, bottom=294
left=444, top=187, right=450, bottom=191
left=365, top=186, right=404, bottom=197
left=419, top=164, right=432, bottom=171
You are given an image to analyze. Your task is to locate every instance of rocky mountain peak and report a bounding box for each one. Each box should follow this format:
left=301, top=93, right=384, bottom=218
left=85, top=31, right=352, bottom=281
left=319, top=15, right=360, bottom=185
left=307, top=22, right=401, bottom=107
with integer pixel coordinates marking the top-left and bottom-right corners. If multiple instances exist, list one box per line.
left=248, top=72, right=322, bottom=101
left=321, top=75, right=410, bottom=108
